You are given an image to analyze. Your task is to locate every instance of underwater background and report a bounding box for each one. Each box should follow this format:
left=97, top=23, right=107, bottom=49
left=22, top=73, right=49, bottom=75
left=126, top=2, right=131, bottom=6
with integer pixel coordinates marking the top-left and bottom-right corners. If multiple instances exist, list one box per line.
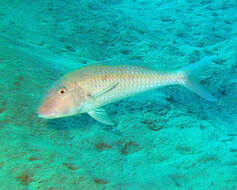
left=0, top=0, right=237, bottom=189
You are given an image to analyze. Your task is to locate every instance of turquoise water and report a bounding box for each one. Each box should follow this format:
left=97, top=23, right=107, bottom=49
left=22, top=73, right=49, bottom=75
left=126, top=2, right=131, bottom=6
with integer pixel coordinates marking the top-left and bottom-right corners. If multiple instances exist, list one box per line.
left=0, top=0, right=237, bottom=189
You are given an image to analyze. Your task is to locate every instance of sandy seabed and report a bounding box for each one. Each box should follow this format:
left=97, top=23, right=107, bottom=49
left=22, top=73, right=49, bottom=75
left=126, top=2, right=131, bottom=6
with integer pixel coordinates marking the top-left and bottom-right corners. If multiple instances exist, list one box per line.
left=0, top=0, right=236, bottom=189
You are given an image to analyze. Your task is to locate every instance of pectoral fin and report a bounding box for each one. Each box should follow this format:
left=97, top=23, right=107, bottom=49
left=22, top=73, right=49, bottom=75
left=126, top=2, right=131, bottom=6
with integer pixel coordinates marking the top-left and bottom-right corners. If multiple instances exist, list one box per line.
left=88, top=108, right=114, bottom=125
left=93, top=81, right=119, bottom=99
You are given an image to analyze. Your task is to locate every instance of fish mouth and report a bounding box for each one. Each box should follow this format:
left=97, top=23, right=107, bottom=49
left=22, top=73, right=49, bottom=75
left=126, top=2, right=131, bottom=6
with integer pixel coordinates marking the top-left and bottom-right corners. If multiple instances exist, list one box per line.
left=38, top=113, right=59, bottom=119
left=37, top=107, right=60, bottom=119
left=37, top=109, right=77, bottom=119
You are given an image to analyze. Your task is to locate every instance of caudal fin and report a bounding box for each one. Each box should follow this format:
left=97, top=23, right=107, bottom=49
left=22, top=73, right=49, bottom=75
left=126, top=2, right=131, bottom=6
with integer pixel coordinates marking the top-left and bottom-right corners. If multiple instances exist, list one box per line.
left=179, top=56, right=217, bottom=102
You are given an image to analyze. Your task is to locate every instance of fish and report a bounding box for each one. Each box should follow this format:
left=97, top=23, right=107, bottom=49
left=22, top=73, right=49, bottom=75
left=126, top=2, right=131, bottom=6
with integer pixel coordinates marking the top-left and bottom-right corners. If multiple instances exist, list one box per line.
left=38, top=56, right=217, bottom=125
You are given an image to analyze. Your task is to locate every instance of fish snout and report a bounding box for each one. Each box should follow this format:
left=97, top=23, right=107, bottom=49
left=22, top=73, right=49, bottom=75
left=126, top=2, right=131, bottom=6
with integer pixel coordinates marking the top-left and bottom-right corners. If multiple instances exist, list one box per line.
left=37, top=102, right=57, bottom=119
left=37, top=105, right=53, bottom=118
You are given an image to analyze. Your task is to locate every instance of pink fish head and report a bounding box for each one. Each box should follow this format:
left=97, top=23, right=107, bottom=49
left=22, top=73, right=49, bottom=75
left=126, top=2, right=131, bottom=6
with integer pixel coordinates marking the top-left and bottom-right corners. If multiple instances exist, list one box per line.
left=38, top=76, right=85, bottom=119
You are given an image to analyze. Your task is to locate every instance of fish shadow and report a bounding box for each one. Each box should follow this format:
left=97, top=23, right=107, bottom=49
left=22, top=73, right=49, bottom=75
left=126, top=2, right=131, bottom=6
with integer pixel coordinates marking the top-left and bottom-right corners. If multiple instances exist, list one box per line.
left=46, top=113, right=119, bottom=134
left=47, top=114, right=93, bottom=131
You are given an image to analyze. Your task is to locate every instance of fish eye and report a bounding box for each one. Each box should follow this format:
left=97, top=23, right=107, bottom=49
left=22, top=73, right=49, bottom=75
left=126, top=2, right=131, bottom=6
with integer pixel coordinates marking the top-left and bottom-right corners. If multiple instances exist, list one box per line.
left=58, top=88, right=67, bottom=95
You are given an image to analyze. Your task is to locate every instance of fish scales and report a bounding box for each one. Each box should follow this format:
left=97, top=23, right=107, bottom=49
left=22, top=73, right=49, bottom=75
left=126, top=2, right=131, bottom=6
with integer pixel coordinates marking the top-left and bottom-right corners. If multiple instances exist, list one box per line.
left=38, top=56, right=217, bottom=125
left=69, top=65, right=181, bottom=110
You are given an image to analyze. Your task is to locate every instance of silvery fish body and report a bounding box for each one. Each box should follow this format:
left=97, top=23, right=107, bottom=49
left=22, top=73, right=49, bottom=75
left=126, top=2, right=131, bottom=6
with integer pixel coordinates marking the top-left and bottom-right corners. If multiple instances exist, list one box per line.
left=70, top=65, right=183, bottom=112
left=38, top=56, right=217, bottom=125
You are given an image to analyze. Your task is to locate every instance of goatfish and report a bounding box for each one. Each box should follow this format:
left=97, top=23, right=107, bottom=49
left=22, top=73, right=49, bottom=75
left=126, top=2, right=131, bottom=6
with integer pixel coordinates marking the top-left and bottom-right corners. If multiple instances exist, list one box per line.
left=38, top=56, right=217, bottom=125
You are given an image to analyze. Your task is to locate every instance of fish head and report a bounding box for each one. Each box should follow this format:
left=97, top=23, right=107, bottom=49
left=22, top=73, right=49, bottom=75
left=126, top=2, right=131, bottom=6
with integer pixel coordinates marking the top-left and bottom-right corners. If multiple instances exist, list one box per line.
left=38, top=76, right=85, bottom=119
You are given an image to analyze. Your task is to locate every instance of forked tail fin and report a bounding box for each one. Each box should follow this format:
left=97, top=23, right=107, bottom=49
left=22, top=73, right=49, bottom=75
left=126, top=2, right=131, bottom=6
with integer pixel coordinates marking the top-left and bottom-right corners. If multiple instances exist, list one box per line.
left=179, top=56, right=217, bottom=102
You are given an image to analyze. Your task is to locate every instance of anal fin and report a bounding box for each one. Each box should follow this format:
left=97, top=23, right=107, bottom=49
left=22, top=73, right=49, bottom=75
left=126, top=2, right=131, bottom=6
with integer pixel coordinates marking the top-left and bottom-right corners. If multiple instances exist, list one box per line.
left=88, top=108, right=114, bottom=126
